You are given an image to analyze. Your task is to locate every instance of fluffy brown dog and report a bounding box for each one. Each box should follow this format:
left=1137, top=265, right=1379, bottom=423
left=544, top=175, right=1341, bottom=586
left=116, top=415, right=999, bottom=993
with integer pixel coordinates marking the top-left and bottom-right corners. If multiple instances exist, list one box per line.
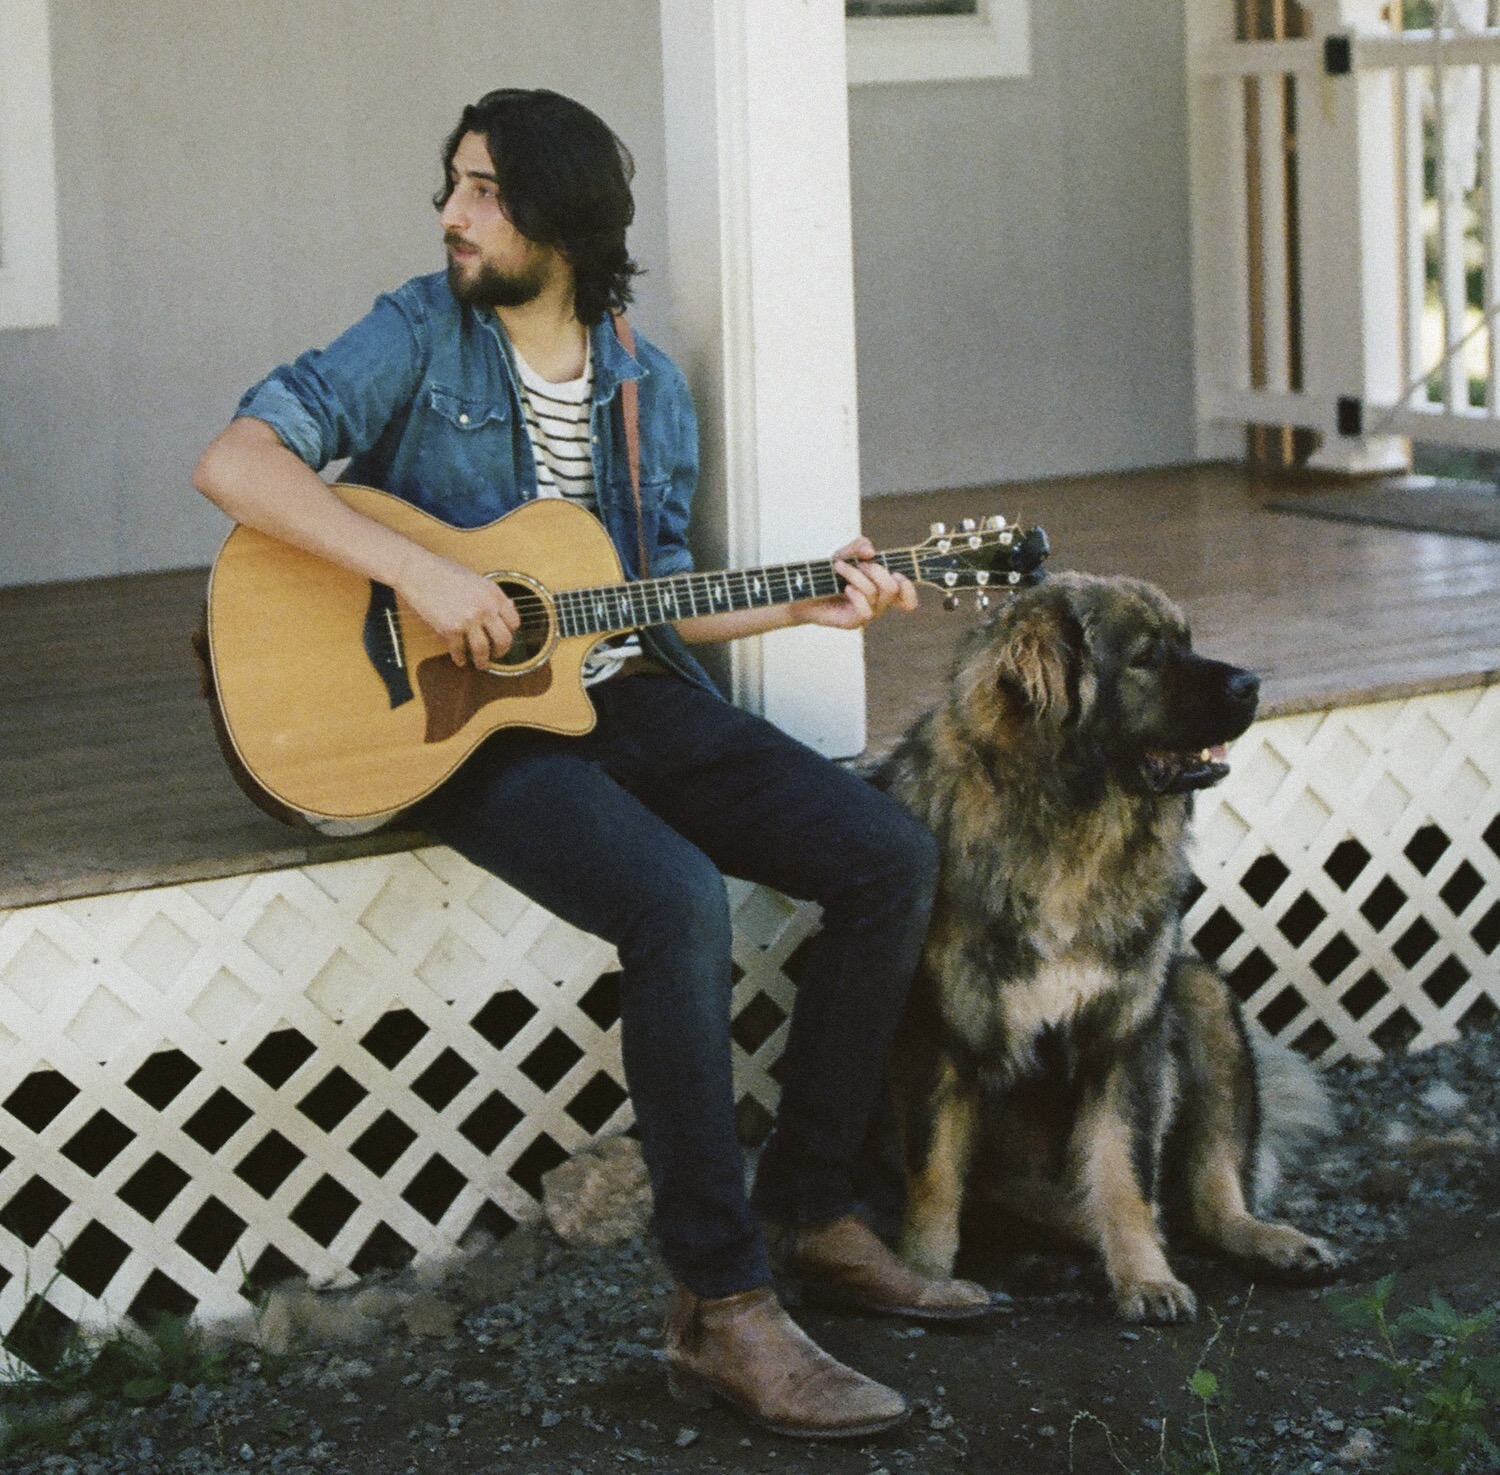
left=878, top=573, right=1335, bottom=1322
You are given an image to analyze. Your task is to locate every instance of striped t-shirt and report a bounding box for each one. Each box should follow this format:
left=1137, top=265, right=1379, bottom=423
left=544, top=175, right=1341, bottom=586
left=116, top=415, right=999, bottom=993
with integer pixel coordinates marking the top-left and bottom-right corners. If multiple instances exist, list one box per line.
left=513, top=341, right=597, bottom=506
left=512, top=341, right=642, bottom=683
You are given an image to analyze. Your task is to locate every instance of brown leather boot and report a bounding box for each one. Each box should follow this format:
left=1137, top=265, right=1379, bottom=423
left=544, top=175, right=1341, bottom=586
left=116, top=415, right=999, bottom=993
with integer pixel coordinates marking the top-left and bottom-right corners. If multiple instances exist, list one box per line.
left=663, top=1284, right=909, bottom=1439
left=775, top=1214, right=992, bottom=1321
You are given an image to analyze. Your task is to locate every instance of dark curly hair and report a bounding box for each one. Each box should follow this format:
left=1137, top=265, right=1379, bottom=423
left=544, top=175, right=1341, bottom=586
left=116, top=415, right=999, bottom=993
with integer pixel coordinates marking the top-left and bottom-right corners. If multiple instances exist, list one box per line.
left=435, top=89, right=640, bottom=326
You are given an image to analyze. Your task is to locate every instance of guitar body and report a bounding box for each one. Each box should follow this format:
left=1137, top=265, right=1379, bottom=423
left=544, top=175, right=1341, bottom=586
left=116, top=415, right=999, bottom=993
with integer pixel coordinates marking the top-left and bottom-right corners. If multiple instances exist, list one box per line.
left=207, top=488, right=619, bottom=821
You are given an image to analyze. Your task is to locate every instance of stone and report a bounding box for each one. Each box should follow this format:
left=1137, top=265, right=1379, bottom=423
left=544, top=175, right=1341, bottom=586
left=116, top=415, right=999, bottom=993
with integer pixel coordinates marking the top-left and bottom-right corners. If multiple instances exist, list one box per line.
left=1420, top=1080, right=1466, bottom=1117
left=401, top=1294, right=460, bottom=1339
left=541, top=1136, right=653, bottom=1248
left=1358, top=1164, right=1411, bottom=1206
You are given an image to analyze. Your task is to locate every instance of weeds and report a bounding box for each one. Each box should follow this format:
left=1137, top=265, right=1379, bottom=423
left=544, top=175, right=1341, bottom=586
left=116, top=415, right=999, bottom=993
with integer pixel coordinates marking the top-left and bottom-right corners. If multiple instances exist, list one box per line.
left=1067, top=1278, right=1500, bottom=1475
left=1332, top=1274, right=1500, bottom=1475
left=1067, top=1298, right=1255, bottom=1475
left=0, top=1308, right=233, bottom=1460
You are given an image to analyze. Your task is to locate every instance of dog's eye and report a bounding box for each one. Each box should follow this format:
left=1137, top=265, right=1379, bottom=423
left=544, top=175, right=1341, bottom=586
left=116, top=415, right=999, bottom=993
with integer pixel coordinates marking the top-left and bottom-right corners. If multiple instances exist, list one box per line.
left=1129, top=641, right=1164, bottom=670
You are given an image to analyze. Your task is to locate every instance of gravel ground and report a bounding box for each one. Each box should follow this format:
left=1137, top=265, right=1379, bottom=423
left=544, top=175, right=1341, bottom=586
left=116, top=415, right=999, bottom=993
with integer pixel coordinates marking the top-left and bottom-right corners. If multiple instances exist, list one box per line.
left=5, top=1025, right=1500, bottom=1475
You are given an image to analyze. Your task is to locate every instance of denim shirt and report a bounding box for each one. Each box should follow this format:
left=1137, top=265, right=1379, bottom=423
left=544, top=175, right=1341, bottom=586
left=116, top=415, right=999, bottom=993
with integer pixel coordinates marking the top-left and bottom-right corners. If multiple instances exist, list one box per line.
left=236, top=270, right=717, bottom=693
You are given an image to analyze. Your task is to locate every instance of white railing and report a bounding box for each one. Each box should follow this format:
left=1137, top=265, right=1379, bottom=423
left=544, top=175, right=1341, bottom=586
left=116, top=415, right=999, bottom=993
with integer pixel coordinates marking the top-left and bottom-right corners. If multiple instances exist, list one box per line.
left=1188, top=0, right=1500, bottom=465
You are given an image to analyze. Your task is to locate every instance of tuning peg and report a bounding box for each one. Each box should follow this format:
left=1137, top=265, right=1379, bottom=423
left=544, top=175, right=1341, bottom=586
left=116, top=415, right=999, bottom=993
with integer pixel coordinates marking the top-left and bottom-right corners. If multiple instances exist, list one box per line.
left=959, top=517, right=977, bottom=533
left=929, top=521, right=948, bottom=537
left=982, top=515, right=1006, bottom=532
left=975, top=592, right=991, bottom=612
left=943, top=592, right=960, bottom=611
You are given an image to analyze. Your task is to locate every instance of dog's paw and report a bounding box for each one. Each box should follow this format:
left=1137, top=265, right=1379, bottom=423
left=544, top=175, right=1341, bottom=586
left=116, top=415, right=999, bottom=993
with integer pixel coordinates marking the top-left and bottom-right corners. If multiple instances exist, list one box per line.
left=1114, top=1276, right=1198, bottom=1325
left=1247, top=1223, right=1341, bottom=1278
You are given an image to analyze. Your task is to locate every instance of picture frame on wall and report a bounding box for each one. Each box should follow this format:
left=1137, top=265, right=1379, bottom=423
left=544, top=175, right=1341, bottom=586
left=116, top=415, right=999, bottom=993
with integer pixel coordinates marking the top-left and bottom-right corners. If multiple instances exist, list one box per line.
left=844, top=0, right=1031, bottom=83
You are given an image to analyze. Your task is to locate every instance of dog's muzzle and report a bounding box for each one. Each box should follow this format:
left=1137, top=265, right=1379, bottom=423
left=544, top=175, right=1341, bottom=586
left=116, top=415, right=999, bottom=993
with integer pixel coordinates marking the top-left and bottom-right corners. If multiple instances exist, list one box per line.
left=1142, top=663, right=1259, bottom=795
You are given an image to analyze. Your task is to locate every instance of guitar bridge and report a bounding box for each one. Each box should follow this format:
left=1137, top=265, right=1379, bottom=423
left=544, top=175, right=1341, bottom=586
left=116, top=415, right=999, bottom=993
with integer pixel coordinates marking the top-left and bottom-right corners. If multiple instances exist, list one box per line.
left=364, top=582, right=415, bottom=708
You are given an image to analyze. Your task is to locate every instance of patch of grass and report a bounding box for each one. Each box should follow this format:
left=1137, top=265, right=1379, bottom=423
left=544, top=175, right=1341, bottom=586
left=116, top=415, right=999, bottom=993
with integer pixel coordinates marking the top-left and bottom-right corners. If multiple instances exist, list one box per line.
left=0, top=1308, right=233, bottom=1461
left=1410, top=442, right=1500, bottom=484
left=1332, top=1274, right=1500, bottom=1475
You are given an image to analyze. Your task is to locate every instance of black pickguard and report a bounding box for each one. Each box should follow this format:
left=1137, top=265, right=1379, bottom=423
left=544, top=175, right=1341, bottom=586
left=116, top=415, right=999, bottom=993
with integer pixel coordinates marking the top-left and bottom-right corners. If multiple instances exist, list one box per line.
left=364, top=582, right=414, bottom=708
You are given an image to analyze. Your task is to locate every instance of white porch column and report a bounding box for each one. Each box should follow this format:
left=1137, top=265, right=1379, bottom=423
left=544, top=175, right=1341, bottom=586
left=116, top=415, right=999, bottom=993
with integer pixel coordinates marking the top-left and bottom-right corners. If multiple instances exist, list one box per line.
left=1185, top=0, right=1253, bottom=462
left=659, top=0, right=867, bottom=757
left=1299, top=0, right=1409, bottom=474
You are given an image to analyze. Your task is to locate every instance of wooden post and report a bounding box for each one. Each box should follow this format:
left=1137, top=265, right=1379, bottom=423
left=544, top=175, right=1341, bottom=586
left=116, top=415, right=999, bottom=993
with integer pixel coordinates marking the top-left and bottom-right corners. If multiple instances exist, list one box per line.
left=659, top=0, right=868, bottom=757
left=1298, top=0, right=1409, bottom=473
left=1187, top=0, right=1257, bottom=460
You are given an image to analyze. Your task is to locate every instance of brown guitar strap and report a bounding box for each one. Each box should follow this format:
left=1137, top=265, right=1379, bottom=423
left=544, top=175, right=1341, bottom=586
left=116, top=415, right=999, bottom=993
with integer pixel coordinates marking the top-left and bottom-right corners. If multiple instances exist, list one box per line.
left=611, top=310, right=650, bottom=579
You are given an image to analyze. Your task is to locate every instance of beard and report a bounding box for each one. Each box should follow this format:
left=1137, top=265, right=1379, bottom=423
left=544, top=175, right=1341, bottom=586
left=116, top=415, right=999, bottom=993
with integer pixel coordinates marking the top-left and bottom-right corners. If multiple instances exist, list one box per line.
left=445, top=235, right=549, bottom=310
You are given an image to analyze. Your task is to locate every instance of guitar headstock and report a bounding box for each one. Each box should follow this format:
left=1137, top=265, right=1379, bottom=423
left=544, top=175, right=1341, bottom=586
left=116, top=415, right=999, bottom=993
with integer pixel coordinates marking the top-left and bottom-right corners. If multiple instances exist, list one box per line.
left=908, top=517, right=1050, bottom=611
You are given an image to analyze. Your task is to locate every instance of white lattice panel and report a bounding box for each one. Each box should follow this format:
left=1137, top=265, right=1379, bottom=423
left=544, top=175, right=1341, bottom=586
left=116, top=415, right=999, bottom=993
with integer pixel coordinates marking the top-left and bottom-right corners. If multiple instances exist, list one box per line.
left=1186, top=686, right=1500, bottom=1063
left=0, top=849, right=816, bottom=1358
left=1, top=684, right=1495, bottom=1358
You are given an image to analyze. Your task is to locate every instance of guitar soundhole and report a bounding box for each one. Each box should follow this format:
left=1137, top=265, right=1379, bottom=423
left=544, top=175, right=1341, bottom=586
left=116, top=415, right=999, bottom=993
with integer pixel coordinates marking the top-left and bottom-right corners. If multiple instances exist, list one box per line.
left=490, top=578, right=554, bottom=672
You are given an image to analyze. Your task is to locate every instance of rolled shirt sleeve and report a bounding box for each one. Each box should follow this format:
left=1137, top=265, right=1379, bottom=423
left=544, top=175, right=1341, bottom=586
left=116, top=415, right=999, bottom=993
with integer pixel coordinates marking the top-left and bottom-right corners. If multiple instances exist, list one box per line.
left=235, top=288, right=428, bottom=472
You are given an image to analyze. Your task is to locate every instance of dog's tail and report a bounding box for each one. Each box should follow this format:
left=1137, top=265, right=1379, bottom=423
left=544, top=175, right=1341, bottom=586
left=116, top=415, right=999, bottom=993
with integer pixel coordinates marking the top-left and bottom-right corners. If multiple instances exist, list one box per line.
left=1247, top=1026, right=1337, bottom=1210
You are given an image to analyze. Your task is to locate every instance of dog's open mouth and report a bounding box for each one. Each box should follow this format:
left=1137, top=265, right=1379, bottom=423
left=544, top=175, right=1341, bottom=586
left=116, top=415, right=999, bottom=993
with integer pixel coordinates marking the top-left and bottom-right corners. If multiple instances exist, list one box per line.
left=1143, top=744, right=1231, bottom=795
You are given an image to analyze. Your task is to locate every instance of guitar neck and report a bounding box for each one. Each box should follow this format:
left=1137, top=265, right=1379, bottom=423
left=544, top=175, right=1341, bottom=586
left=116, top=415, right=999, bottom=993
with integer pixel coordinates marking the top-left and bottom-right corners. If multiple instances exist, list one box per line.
left=554, top=550, right=922, bottom=639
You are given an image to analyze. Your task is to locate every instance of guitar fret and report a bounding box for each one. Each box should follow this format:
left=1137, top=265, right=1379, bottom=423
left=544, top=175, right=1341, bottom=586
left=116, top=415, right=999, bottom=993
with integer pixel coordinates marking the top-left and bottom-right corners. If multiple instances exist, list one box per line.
left=540, top=524, right=1030, bottom=641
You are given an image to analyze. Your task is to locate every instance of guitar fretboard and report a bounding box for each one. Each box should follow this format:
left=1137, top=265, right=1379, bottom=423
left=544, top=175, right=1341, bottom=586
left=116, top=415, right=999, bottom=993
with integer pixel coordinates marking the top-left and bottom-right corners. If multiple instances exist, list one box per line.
left=550, top=550, right=925, bottom=639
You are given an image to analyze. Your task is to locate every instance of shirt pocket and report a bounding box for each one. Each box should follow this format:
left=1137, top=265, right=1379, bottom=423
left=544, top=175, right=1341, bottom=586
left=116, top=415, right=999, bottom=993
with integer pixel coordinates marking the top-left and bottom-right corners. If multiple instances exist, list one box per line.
left=426, top=385, right=508, bottom=432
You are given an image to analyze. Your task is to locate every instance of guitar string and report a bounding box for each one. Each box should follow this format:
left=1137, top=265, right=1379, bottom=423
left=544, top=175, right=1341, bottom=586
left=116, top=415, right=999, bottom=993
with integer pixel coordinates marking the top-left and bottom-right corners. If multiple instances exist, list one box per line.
left=383, top=538, right=1014, bottom=653
left=404, top=551, right=911, bottom=635
left=520, top=561, right=899, bottom=640
left=417, top=545, right=983, bottom=633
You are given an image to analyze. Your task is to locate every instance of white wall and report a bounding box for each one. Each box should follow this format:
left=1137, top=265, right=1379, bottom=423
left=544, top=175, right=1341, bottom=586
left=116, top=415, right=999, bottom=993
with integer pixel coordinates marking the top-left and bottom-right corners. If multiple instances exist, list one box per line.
left=0, top=0, right=670, bottom=586
left=0, top=0, right=1201, bottom=586
left=848, top=0, right=1198, bottom=494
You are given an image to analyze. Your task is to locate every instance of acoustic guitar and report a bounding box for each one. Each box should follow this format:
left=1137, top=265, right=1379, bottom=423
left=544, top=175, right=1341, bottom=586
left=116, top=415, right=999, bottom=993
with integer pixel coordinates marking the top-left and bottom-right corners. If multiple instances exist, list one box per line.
left=204, top=484, right=1049, bottom=822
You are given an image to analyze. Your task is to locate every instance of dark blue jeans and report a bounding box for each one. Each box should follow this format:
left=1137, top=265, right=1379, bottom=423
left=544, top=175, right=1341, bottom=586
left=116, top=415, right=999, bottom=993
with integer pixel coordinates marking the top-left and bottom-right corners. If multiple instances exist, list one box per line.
left=417, top=672, right=939, bottom=1298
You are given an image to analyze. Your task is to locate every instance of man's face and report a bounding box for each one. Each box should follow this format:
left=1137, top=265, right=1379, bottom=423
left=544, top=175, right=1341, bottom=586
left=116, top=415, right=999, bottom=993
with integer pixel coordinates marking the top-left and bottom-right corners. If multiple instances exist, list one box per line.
left=440, top=131, right=562, bottom=310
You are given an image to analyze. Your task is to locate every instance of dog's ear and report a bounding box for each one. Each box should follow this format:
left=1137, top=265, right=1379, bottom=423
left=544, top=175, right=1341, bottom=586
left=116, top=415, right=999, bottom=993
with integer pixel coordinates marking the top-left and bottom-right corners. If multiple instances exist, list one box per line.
left=991, top=598, right=1084, bottom=726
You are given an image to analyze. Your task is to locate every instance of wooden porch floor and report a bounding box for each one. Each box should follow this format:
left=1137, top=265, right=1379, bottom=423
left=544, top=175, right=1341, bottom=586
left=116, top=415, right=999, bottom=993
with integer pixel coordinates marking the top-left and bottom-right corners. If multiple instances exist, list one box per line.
left=3, top=464, right=1497, bottom=910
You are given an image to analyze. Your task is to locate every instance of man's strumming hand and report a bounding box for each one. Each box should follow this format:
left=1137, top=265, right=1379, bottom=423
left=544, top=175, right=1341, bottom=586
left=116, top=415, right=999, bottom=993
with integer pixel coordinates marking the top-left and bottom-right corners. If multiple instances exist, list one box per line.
left=396, top=548, right=521, bottom=669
